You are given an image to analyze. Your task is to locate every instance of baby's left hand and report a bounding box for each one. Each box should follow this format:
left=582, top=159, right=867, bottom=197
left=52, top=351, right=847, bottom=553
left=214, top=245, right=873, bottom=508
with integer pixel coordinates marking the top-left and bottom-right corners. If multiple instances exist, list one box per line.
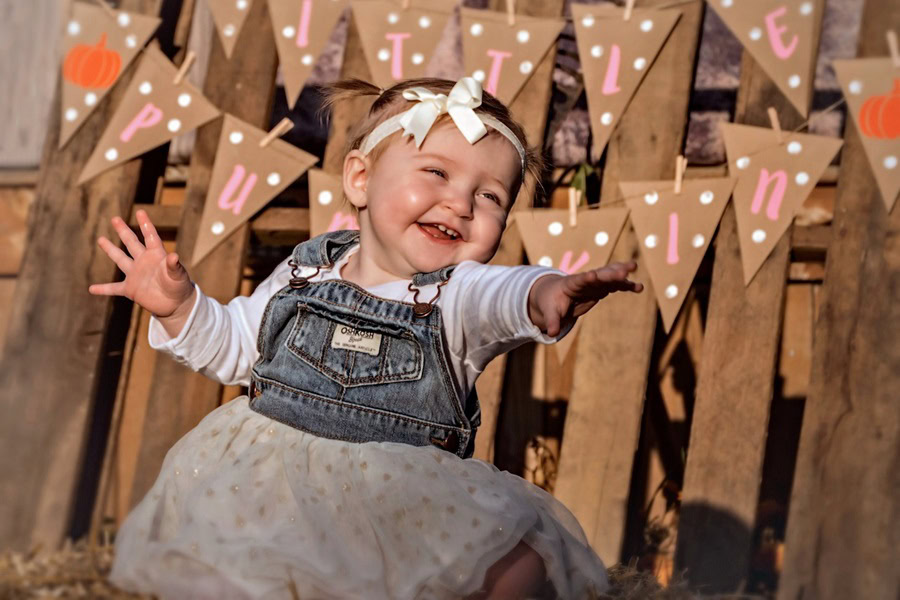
left=528, top=262, right=644, bottom=337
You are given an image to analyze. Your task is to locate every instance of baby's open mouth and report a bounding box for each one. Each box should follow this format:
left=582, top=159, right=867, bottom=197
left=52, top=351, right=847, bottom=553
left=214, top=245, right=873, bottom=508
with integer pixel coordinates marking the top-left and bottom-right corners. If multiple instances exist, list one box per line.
left=418, top=223, right=461, bottom=241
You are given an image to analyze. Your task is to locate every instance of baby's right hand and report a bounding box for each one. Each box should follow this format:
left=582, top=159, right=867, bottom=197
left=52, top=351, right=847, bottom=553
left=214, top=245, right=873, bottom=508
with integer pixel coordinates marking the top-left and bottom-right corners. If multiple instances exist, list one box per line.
left=89, top=209, right=195, bottom=318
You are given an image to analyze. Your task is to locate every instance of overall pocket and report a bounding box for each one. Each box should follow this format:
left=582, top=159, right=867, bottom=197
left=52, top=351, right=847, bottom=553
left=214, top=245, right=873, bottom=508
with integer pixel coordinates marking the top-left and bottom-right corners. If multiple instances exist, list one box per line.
left=286, top=302, right=423, bottom=387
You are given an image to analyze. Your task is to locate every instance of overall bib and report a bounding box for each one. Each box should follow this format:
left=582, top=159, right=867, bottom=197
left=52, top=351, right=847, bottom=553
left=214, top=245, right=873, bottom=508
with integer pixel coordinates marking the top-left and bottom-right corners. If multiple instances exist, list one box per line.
left=248, top=230, right=481, bottom=459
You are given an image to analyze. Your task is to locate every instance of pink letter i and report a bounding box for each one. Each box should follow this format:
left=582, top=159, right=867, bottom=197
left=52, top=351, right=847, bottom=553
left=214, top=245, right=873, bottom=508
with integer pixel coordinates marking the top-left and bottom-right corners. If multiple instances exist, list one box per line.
left=385, top=32, right=412, bottom=80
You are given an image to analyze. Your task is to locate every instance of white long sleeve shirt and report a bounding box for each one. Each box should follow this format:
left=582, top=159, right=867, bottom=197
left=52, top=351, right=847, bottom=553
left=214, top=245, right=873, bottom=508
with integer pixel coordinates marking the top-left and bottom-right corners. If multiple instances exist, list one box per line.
left=148, top=243, right=570, bottom=400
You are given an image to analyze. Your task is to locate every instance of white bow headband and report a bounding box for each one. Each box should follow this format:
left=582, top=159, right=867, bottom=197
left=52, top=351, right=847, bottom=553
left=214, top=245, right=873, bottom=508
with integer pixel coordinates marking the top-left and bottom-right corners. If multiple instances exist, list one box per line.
left=359, top=77, right=527, bottom=180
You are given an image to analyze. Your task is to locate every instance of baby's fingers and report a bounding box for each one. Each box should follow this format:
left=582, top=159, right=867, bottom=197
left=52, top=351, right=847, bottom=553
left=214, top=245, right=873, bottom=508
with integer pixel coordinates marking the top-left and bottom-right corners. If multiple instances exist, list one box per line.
left=97, top=236, right=133, bottom=275
left=88, top=280, right=128, bottom=297
left=136, top=209, right=164, bottom=250
left=111, top=215, right=145, bottom=259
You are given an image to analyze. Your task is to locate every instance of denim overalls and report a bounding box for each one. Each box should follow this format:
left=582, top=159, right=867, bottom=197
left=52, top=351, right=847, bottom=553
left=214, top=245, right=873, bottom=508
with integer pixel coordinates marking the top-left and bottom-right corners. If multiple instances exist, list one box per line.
left=248, top=230, right=480, bottom=459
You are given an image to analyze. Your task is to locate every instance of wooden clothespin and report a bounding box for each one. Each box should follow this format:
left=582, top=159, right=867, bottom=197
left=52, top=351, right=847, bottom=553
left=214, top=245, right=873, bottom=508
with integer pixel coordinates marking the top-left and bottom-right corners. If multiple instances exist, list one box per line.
left=260, top=118, right=294, bottom=148
left=506, top=0, right=516, bottom=26
left=888, top=31, right=900, bottom=68
left=624, top=0, right=635, bottom=21
left=93, top=0, right=117, bottom=20
left=767, top=106, right=783, bottom=145
left=568, top=186, right=580, bottom=227
left=674, top=155, right=687, bottom=194
left=173, top=51, right=196, bottom=85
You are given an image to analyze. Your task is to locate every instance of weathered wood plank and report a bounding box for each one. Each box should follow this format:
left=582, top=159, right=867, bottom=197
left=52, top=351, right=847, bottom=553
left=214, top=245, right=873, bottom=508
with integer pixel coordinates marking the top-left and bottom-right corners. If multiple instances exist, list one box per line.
left=554, top=0, right=705, bottom=566
left=674, top=13, right=824, bottom=588
left=777, top=0, right=900, bottom=597
left=129, top=0, right=279, bottom=504
left=0, top=0, right=165, bottom=553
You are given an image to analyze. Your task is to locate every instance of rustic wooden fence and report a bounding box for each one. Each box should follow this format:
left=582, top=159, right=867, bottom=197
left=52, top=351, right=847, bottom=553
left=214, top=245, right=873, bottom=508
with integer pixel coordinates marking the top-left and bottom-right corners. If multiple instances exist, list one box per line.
left=0, top=0, right=897, bottom=597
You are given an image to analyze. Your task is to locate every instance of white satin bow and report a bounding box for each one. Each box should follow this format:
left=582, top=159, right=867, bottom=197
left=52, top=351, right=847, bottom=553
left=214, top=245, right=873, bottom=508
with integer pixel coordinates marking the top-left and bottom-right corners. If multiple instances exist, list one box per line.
left=397, top=77, right=488, bottom=148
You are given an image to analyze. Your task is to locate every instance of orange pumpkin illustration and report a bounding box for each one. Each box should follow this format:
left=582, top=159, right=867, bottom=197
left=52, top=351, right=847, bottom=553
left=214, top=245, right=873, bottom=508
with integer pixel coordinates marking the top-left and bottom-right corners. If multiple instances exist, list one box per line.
left=858, top=78, right=900, bottom=139
left=63, top=33, right=122, bottom=89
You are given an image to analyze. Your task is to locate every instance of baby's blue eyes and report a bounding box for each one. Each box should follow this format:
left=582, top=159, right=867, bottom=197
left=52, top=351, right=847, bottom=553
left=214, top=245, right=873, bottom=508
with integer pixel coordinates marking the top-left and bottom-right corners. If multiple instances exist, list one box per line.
left=426, top=168, right=446, bottom=179
left=424, top=168, right=502, bottom=204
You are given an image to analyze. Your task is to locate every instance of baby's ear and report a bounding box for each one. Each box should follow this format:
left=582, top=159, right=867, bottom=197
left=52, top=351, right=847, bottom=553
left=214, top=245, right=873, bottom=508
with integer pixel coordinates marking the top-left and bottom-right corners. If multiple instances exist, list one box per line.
left=343, top=150, right=370, bottom=209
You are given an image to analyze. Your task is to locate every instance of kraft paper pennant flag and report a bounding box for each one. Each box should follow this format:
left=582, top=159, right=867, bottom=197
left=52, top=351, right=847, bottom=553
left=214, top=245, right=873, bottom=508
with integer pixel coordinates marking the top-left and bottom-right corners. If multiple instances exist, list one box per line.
left=351, top=0, right=452, bottom=89
left=833, top=58, right=900, bottom=212
left=191, top=115, right=319, bottom=266
left=551, top=319, right=583, bottom=365
left=59, top=1, right=160, bottom=148
left=707, top=0, right=820, bottom=116
left=621, top=177, right=736, bottom=332
left=309, top=169, right=359, bottom=237
left=721, top=121, right=843, bottom=285
left=269, top=0, right=349, bottom=108
left=571, top=3, right=681, bottom=159
left=459, top=7, right=565, bottom=105
left=207, top=0, right=254, bottom=58
left=78, top=46, right=220, bottom=184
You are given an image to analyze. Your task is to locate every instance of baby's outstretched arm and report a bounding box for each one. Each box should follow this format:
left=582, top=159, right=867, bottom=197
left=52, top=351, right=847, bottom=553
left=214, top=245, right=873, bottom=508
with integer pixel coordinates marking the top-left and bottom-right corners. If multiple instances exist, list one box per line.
left=527, top=262, right=644, bottom=337
left=89, top=209, right=197, bottom=338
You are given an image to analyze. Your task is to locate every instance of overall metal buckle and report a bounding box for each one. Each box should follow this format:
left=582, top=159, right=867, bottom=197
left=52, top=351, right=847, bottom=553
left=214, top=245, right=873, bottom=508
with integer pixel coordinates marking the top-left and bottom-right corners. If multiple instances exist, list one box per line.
left=408, top=279, right=449, bottom=318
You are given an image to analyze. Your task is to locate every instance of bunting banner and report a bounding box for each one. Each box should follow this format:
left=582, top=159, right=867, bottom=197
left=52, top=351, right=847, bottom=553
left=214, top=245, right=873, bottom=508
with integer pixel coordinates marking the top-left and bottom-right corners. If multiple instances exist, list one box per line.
left=351, top=0, right=452, bottom=89
left=192, top=115, right=319, bottom=266
left=309, top=169, right=359, bottom=237
left=207, top=0, right=254, bottom=58
left=269, top=0, right=349, bottom=108
left=622, top=177, right=736, bottom=332
left=59, top=1, right=160, bottom=148
left=706, top=0, right=821, bottom=116
left=459, top=7, right=565, bottom=105
left=833, top=58, right=900, bottom=212
left=721, top=121, right=843, bottom=284
left=78, top=45, right=220, bottom=184
left=571, top=3, right=681, bottom=159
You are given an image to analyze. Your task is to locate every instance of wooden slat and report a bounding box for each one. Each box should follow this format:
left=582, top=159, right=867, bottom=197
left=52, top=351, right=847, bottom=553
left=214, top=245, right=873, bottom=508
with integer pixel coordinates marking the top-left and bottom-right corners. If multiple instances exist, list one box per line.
left=128, top=0, right=279, bottom=505
left=673, top=12, right=825, bottom=589
left=0, top=0, right=165, bottom=553
left=777, top=0, right=900, bottom=597
left=554, top=0, right=705, bottom=566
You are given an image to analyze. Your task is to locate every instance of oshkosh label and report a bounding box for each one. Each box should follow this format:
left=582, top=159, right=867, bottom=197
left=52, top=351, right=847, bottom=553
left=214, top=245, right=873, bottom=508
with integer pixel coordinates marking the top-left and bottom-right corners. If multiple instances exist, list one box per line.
left=331, top=326, right=382, bottom=356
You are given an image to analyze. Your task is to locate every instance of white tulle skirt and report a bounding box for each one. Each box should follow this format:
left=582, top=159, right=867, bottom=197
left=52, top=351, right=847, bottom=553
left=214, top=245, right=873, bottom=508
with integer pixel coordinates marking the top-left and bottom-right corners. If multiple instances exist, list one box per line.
left=109, top=395, right=608, bottom=599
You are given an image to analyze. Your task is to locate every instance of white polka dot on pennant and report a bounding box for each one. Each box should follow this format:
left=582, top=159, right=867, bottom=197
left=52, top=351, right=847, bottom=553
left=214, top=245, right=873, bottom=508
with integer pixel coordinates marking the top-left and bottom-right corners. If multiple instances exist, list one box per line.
left=517, top=30, right=530, bottom=43
left=721, top=0, right=733, bottom=6
left=411, top=53, right=424, bottom=65
left=633, top=57, right=647, bottom=70
left=117, top=13, right=131, bottom=27
left=211, top=221, right=225, bottom=235
left=645, top=234, right=658, bottom=249
left=788, top=74, right=801, bottom=88
left=318, top=190, right=333, bottom=205
left=538, top=256, right=553, bottom=267
left=519, top=61, right=533, bottom=74
left=105, top=148, right=118, bottom=161
left=700, top=190, right=714, bottom=205
left=125, top=34, right=137, bottom=48
left=282, top=26, right=296, bottom=38
left=787, top=141, right=802, bottom=155
left=302, top=54, right=314, bottom=66
left=884, top=155, right=898, bottom=169
left=548, top=221, right=564, bottom=236
left=581, top=14, right=595, bottom=27
left=178, top=93, right=192, bottom=107
left=418, top=16, right=431, bottom=28
left=664, top=285, right=678, bottom=299
left=470, top=23, right=483, bottom=36
left=848, top=80, right=862, bottom=95
left=377, top=48, right=390, bottom=61
left=640, top=19, right=653, bottom=32
left=85, top=92, right=98, bottom=106
left=223, top=24, right=236, bottom=37
left=749, top=27, right=762, bottom=41
left=795, top=171, right=810, bottom=185
left=267, top=173, right=281, bottom=186
left=65, top=108, right=78, bottom=122
left=736, top=156, right=750, bottom=170
left=167, top=119, right=181, bottom=132
left=139, top=81, right=152, bottom=95
left=644, top=191, right=659, bottom=205
left=752, top=229, right=767, bottom=243
left=692, top=234, right=705, bottom=248
left=799, top=1, right=813, bottom=15
left=595, top=231, right=609, bottom=246
left=600, top=112, right=614, bottom=126
left=387, top=12, right=399, bottom=24
left=229, top=131, right=244, bottom=144
left=590, top=45, right=603, bottom=58
left=472, top=70, right=486, bottom=82
left=67, top=21, right=81, bottom=35
left=236, top=0, right=248, bottom=9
